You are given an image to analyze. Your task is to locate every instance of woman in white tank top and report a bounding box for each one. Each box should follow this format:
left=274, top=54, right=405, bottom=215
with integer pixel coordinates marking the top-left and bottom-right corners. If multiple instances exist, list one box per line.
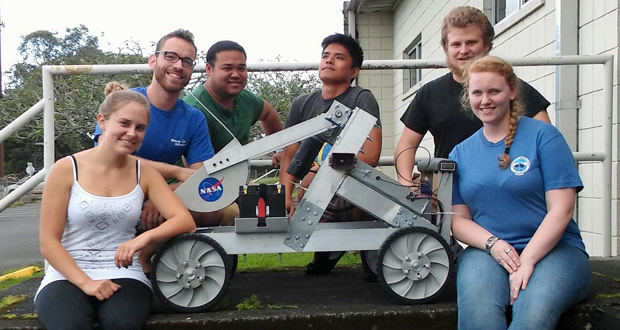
left=35, top=82, right=196, bottom=330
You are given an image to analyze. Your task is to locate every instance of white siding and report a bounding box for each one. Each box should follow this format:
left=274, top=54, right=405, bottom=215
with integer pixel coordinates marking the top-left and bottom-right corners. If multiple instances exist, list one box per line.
left=351, top=0, right=620, bottom=256
left=357, top=11, right=396, bottom=177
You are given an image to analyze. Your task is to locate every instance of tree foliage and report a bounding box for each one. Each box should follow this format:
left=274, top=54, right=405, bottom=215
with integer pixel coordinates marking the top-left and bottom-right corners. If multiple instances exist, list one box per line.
left=1, top=27, right=321, bottom=175
left=245, top=57, right=321, bottom=141
left=1, top=26, right=151, bottom=174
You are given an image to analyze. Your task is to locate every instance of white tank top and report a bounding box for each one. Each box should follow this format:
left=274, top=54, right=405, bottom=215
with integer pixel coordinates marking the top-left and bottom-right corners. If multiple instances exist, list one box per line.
left=36, top=156, right=151, bottom=300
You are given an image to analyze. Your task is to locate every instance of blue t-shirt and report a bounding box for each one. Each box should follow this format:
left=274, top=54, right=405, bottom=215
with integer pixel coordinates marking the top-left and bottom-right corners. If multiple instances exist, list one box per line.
left=449, top=117, right=586, bottom=254
left=93, top=87, right=214, bottom=166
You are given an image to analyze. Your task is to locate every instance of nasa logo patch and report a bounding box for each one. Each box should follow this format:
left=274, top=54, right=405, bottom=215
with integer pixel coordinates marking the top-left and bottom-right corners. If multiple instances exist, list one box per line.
left=198, top=177, right=225, bottom=202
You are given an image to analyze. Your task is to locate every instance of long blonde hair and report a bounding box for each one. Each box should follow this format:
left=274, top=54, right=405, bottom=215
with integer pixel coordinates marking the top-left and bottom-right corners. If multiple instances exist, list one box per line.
left=461, top=56, right=523, bottom=169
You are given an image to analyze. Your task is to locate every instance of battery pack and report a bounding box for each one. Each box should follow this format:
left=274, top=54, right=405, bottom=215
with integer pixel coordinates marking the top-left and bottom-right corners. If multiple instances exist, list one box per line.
left=236, top=184, right=288, bottom=233
left=238, top=184, right=286, bottom=219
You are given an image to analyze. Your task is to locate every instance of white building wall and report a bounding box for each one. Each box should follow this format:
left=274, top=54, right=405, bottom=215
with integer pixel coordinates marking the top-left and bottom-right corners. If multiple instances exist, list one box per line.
left=392, top=0, right=469, bottom=157
left=576, top=1, right=620, bottom=256
left=356, top=11, right=396, bottom=177
left=352, top=0, right=619, bottom=256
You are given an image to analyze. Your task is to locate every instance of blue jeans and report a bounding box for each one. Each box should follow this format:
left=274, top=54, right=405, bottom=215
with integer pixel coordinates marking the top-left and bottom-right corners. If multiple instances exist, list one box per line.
left=456, top=242, right=591, bottom=330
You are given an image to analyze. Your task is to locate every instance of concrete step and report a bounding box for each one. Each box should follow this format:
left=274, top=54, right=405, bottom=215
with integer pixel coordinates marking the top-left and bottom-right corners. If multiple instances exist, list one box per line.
left=1, top=258, right=619, bottom=329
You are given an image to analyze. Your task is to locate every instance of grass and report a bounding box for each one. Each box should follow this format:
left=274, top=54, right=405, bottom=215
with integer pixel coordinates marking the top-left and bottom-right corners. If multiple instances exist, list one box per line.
left=0, top=295, right=27, bottom=310
left=9, top=201, right=24, bottom=208
left=8, top=199, right=41, bottom=208
left=236, top=294, right=262, bottom=310
left=596, top=293, right=620, bottom=299
left=236, top=294, right=298, bottom=311
left=235, top=252, right=361, bottom=272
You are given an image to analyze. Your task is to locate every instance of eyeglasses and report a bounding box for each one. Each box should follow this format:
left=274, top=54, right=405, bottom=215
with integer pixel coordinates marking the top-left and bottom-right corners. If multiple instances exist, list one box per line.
left=154, top=51, right=196, bottom=68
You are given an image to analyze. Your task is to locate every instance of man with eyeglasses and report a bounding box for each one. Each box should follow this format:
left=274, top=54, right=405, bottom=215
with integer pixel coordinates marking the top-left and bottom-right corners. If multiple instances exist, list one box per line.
left=93, top=29, right=219, bottom=229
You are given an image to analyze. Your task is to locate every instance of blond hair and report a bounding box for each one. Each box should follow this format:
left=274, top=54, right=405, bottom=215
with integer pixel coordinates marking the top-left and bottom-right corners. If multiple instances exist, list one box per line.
left=99, top=82, right=150, bottom=121
left=461, top=56, right=523, bottom=169
left=440, top=6, right=494, bottom=51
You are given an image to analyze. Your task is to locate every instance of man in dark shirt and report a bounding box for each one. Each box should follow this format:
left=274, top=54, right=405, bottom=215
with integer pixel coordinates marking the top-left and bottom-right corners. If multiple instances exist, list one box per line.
left=395, top=6, right=550, bottom=187
left=280, top=33, right=382, bottom=276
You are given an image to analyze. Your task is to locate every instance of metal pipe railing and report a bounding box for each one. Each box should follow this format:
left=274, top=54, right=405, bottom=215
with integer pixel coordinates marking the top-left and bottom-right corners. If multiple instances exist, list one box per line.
left=0, top=99, right=44, bottom=142
left=0, top=170, right=47, bottom=211
left=0, top=56, right=614, bottom=256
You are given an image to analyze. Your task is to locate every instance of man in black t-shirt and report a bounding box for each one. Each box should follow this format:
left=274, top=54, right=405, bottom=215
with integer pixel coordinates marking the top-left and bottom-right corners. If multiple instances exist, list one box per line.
left=395, top=6, right=550, bottom=187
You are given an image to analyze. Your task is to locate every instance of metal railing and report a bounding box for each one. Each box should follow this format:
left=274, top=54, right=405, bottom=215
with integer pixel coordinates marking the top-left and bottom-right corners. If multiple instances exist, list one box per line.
left=0, top=55, right=614, bottom=256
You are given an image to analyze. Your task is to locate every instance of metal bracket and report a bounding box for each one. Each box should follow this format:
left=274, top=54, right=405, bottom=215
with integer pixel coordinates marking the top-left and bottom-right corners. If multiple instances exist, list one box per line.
left=235, top=217, right=290, bottom=234
left=284, top=108, right=379, bottom=251
left=285, top=199, right=324, bottom=249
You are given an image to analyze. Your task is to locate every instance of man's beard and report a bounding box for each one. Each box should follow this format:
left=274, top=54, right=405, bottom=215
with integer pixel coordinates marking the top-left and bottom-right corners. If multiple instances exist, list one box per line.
left=446, top=54, right=464, bottom=79
left=154, top=68, right=189, bottom=94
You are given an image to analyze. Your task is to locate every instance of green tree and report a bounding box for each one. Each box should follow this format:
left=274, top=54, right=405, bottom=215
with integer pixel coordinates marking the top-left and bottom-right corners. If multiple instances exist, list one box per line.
left=245, top=57, right=322, bottom=141
left=0, top=26, right=151, bottom=174
left=184, top=55, right=322, bottom=143
left=1, top=28, right=320, bottom=175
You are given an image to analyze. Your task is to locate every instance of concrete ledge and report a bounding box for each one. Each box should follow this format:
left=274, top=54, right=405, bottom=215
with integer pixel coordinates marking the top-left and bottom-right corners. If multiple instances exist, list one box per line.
left=0, top=267, right=41, bottom=284
left=1, top=258, right=619, bottom=330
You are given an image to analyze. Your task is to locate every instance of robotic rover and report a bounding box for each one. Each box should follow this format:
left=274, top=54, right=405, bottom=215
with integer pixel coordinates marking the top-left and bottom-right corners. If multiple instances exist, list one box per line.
left=150, top=101, right=459, bottom=312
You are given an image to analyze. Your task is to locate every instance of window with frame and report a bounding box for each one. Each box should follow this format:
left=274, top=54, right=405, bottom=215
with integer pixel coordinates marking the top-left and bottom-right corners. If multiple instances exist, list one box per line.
left=486, top=0, right=544, bottom=35
left=493, top=0, right=530, bottom=24
left=403, top=35, right=422, bottom=92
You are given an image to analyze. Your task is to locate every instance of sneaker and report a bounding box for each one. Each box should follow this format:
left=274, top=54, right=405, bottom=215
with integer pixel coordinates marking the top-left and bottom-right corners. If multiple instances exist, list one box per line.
left=360, top=250, right=379, bottom=282
left=361, top=267, right=379, bottom=283
left=304, top=251, right=345, bottom=275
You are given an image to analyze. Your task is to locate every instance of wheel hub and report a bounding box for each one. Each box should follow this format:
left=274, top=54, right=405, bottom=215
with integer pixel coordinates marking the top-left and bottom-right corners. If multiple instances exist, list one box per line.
left=175, top=260, right=206, bottom=289
left=401, top=252, right=431, bottom=281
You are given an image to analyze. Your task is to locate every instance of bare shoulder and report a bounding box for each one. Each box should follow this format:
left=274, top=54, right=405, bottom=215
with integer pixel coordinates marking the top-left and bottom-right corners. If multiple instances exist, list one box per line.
left=44, top=156, right=74, bottom=191
left=137, top=157, right=164, bottom=181
left=48, top=156, right=73, bottom=177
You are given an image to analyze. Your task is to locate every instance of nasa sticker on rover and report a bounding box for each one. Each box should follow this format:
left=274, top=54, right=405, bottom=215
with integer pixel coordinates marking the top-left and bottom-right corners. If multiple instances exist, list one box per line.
left=198, top=177, right=224, bottom=202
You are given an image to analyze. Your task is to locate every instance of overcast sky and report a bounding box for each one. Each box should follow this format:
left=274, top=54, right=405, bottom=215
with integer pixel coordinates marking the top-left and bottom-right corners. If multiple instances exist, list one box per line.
left=0, top=0, right=345, bottom=75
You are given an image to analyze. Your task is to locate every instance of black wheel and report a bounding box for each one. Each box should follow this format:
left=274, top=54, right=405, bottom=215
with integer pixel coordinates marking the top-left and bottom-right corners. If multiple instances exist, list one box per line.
left=361, top=250, right=378, bottom=275
left=228, top=254, right=238, bottom=279
left=151, top=233, right=230, bottom=313
left=377, top=227, right=454, bottom=304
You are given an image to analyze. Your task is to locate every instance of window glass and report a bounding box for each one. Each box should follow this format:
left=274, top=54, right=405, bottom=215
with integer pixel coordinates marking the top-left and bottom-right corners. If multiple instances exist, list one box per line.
left=494, top=0, right=529, bottom=23
left=403, top=36, right=422, bottom=92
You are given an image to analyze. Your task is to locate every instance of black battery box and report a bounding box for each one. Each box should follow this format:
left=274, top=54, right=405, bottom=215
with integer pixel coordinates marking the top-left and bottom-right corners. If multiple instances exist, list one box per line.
left=238, top=184, right=286, bottom=219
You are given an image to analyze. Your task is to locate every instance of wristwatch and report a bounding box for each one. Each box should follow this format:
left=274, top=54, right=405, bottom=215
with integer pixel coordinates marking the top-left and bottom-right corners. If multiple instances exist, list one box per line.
left=485, top=235, right=499, bottom=254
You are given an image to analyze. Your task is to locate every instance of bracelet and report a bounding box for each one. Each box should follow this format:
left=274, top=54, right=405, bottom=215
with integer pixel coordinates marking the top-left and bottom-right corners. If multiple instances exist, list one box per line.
left=309, top=169, right=318, bottom=174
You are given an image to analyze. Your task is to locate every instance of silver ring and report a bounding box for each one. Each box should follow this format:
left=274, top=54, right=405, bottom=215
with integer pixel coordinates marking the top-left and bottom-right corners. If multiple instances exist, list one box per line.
left=514, top=288, right=519, bottom=291
left=505, top=248, right=512, bottom=254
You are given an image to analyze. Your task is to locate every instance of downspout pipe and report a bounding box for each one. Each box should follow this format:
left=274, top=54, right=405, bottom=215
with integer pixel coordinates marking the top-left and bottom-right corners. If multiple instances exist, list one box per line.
left=555, top=0, right=579, bottom=148
left=348, top=10, right=356, bottom=37
left=346, top=0, right=359, bottom=37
